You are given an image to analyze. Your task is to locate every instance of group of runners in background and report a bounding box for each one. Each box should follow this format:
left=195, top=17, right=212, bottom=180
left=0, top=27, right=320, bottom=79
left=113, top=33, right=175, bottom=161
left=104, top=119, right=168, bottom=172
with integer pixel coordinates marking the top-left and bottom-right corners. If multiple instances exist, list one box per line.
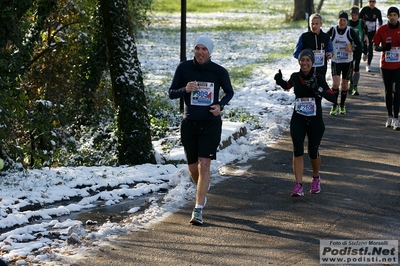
left=275, top=2, right=400, bottom=197
left=168, top=2, right=400, bottom=225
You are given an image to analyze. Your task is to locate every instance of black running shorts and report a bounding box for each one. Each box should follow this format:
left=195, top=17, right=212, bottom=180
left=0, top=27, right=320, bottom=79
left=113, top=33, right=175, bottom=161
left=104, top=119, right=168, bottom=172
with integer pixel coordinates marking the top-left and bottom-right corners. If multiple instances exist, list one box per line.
left=331, top=61, right=353, bottom=80
left=180, top=119, right=222, bottom=165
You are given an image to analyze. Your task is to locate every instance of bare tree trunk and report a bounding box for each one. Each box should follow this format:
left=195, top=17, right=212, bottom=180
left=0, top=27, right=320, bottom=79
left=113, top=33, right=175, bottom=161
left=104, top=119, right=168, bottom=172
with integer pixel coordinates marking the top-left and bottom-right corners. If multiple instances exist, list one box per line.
left=353, top=0, right=360, bottom=7
left=99, top=0, right=155, bottom=165
left=316, top=0, right=324, bottom=14
left=293, top=0, right=315, bottom=21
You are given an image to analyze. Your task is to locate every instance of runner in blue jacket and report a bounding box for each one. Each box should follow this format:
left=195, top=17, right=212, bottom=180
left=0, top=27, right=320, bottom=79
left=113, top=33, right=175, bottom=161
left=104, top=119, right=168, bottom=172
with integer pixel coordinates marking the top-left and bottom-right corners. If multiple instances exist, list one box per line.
left=294, top=13, right=333, bottom=77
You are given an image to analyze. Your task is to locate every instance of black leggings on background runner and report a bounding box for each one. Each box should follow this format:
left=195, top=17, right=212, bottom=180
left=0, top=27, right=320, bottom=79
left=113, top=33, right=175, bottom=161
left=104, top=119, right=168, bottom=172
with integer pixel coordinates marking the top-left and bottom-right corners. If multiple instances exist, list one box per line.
left=364, top=31, right=376, bottom=65
left=381, top=68, right=400, bottom=119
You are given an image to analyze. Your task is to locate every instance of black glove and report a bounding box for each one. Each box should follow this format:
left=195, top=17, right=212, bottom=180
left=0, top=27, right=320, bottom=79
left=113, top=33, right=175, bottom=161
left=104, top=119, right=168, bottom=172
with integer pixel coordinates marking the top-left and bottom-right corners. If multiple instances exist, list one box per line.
left=274, top=69, right=282, bottom=81
left=274, top=69, right=287, bottom=88
left=384, top=42, right=392, bottom=51
left=375, top=42, right=392, bottom=52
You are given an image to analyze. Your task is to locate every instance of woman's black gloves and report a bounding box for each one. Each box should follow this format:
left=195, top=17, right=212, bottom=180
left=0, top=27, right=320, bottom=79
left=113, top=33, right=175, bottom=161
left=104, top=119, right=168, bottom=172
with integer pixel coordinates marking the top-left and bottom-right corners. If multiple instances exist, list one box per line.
left=274, top=69, right=287, bottom=88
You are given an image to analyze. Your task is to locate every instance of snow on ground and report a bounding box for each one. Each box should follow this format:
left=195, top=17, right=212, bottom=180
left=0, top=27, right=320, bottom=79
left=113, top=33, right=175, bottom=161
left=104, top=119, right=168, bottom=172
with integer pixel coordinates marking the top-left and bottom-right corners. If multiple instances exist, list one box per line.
left=0, top=2, right=397, bottom=265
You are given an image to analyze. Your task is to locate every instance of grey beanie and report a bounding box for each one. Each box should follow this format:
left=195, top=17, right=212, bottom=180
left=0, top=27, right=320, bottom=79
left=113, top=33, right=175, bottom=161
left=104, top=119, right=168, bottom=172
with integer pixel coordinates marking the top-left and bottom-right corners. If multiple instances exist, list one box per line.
left=299, top=49, right=315, bottom=64
left=194, top=35, right=214, bottom=54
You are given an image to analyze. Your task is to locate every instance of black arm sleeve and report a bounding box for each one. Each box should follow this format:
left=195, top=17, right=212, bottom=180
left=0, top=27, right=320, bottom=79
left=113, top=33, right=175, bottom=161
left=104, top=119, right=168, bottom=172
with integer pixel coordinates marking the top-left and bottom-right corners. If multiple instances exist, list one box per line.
left=276, top=79, right=288, bottom=89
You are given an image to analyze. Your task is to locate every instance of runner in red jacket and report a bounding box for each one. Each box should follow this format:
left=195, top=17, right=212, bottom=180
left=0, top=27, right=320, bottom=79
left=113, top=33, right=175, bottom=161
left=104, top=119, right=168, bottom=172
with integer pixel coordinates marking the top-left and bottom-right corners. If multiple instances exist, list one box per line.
left=372, top=6, right=400, bottom=130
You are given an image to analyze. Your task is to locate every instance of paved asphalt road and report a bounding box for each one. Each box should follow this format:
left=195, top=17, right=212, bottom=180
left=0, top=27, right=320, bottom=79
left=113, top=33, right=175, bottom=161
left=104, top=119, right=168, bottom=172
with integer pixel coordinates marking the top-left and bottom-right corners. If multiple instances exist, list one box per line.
left=73, top=57, right=400, bottom=266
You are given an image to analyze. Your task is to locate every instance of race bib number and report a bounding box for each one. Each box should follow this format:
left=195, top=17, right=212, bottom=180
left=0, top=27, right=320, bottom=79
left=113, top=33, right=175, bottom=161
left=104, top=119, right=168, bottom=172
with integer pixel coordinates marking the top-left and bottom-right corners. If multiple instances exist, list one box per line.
left=295, top=98, right=317, bottom=116
left=313, top=50, right=325, bottom=67
left=190, top=81, right=215, bottom=106
left=385, top=47, right=400, bottom=63
left=335, top=48, right=350, bottom=61
left=365, top=21, right=376, bottom=32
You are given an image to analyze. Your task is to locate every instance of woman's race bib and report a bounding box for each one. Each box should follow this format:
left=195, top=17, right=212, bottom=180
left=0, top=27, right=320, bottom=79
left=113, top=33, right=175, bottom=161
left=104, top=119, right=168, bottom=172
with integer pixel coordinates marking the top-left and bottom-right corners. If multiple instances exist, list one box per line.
left=295, top=98, right=317, bottom=116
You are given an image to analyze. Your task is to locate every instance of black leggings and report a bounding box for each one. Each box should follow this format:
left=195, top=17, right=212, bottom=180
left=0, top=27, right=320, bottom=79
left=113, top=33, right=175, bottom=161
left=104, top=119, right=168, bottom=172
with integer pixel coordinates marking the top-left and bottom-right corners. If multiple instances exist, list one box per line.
left=353, top=49, right=362, bottom=73
left=290, top=113, right=325, bottom=159
left=381, top=68, right=400, bottom=118
left=363, top=31, right=375, bottom=65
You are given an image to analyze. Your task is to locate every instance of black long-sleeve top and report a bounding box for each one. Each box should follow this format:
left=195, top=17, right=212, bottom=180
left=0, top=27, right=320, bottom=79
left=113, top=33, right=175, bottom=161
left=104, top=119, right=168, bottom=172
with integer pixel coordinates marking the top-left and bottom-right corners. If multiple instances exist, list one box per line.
left=360, top=6, right=383, bottom=32
left=278, top=70, right=337, bottom=117
left=169, top=58, right=234, bottom=120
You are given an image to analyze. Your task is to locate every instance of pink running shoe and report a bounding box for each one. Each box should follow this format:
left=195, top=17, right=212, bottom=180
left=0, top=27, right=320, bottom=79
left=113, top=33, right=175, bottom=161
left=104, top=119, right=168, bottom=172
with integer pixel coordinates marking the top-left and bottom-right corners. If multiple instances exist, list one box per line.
left=291, top=183, right=304, bottom=197
left=310, top=176, right=321, bottom=194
